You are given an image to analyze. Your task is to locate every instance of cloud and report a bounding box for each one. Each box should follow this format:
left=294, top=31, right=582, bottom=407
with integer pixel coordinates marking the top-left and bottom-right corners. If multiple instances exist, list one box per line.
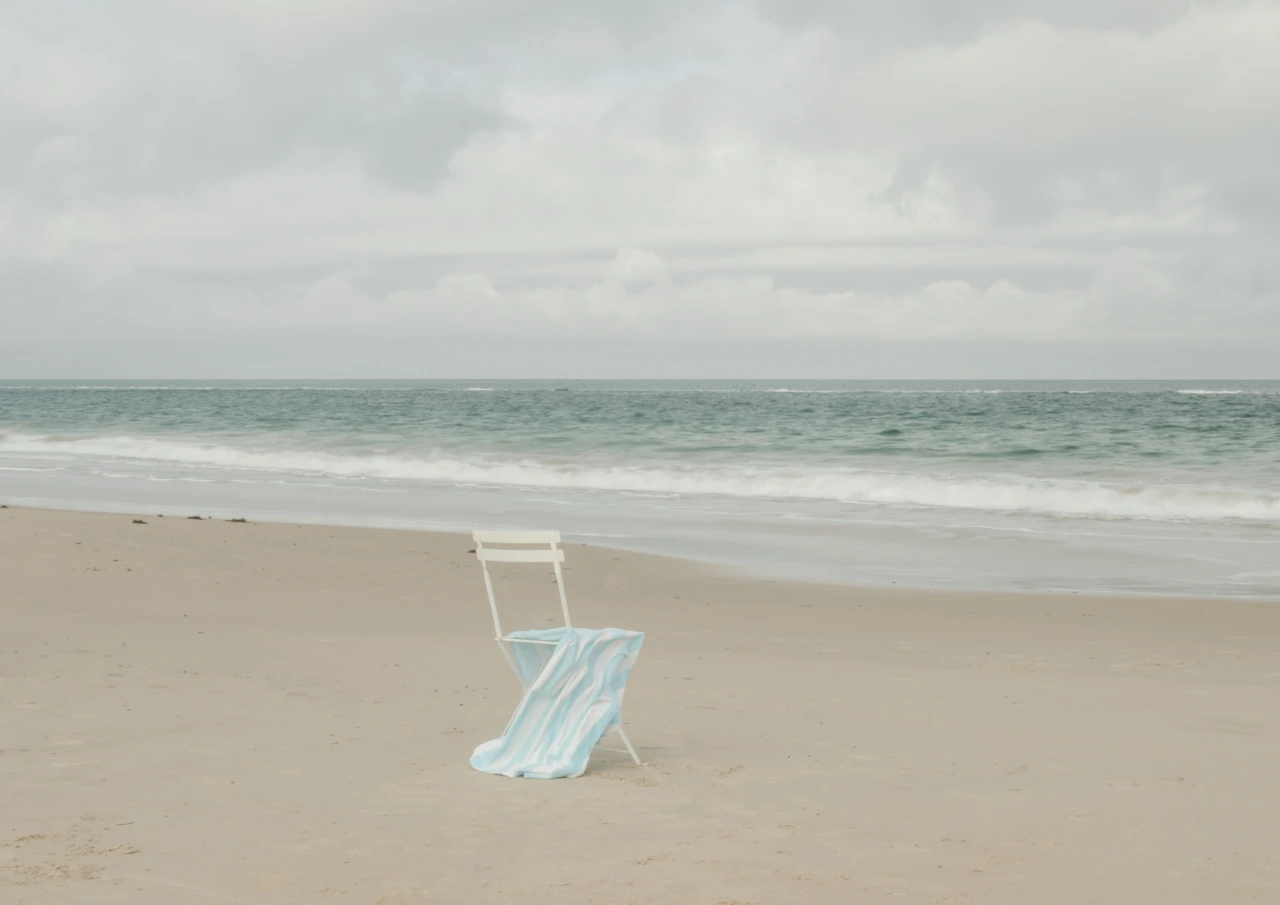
left=23, top=246, right=1268, bottom=351
left=0, top=0, right=1277, bottom=374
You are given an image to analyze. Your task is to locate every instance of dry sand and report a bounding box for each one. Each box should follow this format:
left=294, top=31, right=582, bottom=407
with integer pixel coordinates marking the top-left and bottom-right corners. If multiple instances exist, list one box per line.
left=3, top=505, right=1279, bottom=904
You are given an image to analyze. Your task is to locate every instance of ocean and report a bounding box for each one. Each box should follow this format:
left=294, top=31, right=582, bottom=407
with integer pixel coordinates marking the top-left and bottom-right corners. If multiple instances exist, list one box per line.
left=2, top=379, right=1278, bottom=598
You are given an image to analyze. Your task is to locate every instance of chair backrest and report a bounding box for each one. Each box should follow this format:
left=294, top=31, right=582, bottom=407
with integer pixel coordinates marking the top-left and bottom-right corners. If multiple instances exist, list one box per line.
left=473, top=530, right=572, bottom=639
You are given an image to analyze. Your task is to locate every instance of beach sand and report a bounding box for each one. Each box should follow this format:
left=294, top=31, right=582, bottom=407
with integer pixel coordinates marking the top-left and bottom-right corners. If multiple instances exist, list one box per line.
left=3, top=505, right=1278, bottom=904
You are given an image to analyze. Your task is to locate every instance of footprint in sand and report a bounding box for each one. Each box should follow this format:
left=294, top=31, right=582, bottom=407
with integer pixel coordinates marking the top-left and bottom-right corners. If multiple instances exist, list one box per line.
left=709, top=764, right=746, bottom=788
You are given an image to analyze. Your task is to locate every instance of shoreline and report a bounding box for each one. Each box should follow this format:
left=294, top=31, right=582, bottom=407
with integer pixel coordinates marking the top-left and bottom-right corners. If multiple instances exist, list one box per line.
left=5, top=498, right=1277, bottom=603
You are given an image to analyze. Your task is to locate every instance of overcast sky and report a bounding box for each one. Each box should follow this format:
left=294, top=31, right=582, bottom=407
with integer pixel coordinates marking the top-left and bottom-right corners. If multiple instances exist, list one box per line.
left=2, top=0, right=1278, bottom=377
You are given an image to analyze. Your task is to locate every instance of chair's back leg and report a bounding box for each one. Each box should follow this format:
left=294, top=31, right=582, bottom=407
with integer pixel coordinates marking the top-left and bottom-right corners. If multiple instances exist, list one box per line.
left=550, top=537, right=572, bottom=627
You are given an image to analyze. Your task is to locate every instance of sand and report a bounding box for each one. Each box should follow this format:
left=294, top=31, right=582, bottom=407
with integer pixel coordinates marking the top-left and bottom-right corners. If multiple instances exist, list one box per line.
left=2, top=505, right=1278, bottom=904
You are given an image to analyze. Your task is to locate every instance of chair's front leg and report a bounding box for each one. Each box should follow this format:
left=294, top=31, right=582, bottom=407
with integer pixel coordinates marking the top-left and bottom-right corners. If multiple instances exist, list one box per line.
left=615, top=726, right=642, bottom=765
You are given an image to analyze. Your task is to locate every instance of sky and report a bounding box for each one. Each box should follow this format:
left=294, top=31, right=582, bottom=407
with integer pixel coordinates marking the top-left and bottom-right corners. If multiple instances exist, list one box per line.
left=2, top=0, right=1278, bottom=378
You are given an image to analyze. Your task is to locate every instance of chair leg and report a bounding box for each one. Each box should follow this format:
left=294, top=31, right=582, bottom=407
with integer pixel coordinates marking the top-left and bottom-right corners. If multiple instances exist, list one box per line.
left=616, top=726, right=642, bottom=765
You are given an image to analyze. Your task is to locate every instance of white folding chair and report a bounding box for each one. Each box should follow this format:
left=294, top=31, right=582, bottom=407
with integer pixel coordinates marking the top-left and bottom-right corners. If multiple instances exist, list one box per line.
left=473, top=529, right=642, bottom=765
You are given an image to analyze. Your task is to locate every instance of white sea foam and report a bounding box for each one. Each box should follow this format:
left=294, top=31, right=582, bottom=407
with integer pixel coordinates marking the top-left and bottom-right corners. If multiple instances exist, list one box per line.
left=3, top=433, right=1279, bottom=524
left=4, top=384, right=1276, bottom=397
left=1177, top=389, right=1280, bottom=395
left=766, top=387, right=1006, bottom=395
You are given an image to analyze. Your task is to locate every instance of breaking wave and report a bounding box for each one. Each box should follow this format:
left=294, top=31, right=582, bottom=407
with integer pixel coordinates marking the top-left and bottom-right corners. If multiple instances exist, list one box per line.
left=3, top=432, right=1278, bottom=524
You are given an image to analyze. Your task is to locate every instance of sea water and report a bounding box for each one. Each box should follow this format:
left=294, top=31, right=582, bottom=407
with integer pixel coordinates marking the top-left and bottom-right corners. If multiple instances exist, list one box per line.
left=2, top=379, right=1278, bottom=598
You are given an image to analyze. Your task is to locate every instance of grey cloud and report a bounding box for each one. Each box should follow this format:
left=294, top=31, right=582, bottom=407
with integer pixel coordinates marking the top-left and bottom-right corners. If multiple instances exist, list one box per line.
left=4, top=15, right=503, bottom=202
left=685, top=5, right=1280, bottom=234
left=756, top=0, right=1206, bottom=43
left=4, top=0, right=732, bottom=205
left=323, top=81, right=502, bottom=189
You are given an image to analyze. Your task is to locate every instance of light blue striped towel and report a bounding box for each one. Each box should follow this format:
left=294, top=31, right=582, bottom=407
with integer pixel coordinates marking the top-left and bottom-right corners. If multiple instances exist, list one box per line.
left=471, top=626, right=644, bottom=779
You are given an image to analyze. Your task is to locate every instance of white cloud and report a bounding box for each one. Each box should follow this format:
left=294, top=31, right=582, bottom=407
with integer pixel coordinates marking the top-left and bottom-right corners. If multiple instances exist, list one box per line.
left=604, top=249, right=669, bottom=287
